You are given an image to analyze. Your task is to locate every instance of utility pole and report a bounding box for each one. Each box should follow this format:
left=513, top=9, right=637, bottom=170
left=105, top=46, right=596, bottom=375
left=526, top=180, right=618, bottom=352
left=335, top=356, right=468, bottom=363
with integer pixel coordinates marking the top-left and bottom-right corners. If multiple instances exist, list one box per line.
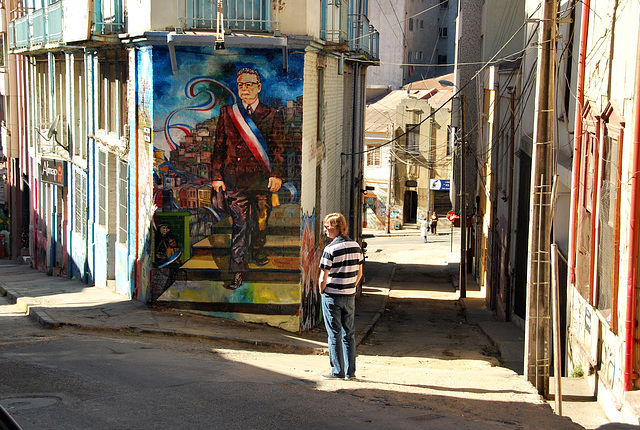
left=524, top=0, right=557, bottom=397
left=458, top=96, right=466, bottom=299
left=386, top=134, right=393, bottom=234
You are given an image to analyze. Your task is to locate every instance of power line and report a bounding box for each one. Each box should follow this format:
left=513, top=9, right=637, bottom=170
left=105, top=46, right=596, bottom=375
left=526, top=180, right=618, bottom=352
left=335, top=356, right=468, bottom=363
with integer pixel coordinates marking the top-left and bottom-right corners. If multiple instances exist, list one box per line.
left=348, top=3, right=543, bottom=158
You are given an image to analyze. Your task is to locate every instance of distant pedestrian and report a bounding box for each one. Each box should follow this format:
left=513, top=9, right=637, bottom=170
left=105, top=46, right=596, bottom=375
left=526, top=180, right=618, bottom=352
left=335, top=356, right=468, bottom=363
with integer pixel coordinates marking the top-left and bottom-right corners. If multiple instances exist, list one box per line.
left=420, top=216, right=429, bottom=243
left=319, top=213, right=364, bottom=380
left=430, top=211, right=438, bottom=235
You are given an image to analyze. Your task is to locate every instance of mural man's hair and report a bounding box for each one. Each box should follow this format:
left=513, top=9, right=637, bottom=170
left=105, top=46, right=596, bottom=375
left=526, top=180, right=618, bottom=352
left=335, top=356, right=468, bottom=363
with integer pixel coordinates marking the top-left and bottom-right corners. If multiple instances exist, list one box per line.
left=237, top=68, right=261, bottom=83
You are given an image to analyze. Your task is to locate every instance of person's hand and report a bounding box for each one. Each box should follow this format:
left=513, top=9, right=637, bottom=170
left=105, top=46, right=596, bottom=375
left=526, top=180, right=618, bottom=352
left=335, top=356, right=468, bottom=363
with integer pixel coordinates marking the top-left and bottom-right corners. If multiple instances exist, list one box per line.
left=268, top=177, right=282, bottom=193
left=212, top=181, right=226, bottom=192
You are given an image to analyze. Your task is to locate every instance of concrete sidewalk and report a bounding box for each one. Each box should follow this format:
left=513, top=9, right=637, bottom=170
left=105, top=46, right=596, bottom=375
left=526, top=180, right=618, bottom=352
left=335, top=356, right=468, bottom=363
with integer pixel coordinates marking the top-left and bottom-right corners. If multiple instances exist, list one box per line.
left=0, top=259, right=393, bottom=355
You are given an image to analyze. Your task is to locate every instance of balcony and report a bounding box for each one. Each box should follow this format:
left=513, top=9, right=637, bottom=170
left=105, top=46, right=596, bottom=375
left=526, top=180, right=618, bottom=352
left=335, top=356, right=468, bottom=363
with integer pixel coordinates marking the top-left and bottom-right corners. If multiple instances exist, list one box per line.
left=177, top=0, right=280, bottom=33
left=92, top=0, right=125, bottom=35
left=8, top=0, right=124, bottom=52
left=321, top=0, right=348, bottom=43
left=348, top=13, right=379, bottom=60
left=320, top=0, right=379, bottom=60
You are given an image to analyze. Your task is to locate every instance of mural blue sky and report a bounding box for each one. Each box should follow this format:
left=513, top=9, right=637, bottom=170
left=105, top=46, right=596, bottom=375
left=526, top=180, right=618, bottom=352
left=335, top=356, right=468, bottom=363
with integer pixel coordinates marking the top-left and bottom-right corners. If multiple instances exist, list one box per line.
left=152, top=46, right=304, bottom=152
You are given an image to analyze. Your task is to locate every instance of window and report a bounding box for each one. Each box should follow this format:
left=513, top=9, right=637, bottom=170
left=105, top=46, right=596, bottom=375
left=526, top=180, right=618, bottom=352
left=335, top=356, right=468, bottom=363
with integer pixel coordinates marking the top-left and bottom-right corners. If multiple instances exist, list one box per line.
left=439, top=27, right=448, bottom=38
left=408, top=51, right=412, bottom=62
left=317, top=67, right=324, bottom=143
left=575, top=102, right=598, bottom=302
left=446, top=126, right=452, bottom=156
left=420, top=20, right=424, bottom=29
left=118, top=160, right=128, bottom=244
left=98, top=149, right=106, bottom=226
left=74, top=173, right=87, bottom=240
left=406, top=126, right=420, bottom=155
left=366, top=145, right=381, bottom=166
left=0, top=33, right=5, bottom=67
left=440, top=0, right=449, bottom=8
left=437, top=55, right=448, bottom=64
left=72, top=54, right=88, bottom=161
left=98, top=50, right=128, bottom=136
left=596, top=104, right=624, bottom=330
left=408, top=19, right=413, bottom=31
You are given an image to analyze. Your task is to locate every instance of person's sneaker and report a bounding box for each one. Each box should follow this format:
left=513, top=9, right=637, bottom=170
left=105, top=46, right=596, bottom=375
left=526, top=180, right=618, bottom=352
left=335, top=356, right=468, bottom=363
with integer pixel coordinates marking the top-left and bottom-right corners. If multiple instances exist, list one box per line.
left=322, top=373, right=343, bottom=380
left=345, top=375, right=356, bottom=380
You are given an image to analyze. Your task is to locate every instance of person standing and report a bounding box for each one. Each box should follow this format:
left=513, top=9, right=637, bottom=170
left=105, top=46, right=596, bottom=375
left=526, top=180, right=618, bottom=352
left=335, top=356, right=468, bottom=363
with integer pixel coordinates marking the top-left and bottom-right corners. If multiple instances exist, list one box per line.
left=211, top=67, right=285, bottom=290
left=420, top=216, right=429, bottom=243
left=318, top=213, right=364, bottom=380
left=430, top=211, right=439, bottom=235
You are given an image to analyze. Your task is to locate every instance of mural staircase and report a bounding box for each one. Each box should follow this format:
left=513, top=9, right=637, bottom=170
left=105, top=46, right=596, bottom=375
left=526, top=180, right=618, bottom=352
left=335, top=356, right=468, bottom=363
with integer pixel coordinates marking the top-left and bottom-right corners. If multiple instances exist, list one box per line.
left=155, top=203, right=302, bottom=316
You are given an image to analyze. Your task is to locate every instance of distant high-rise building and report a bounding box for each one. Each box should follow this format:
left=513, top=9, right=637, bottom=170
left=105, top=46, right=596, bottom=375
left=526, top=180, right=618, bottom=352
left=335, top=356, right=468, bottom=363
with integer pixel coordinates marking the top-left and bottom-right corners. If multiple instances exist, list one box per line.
left=367, top=0, right=458, bottom=90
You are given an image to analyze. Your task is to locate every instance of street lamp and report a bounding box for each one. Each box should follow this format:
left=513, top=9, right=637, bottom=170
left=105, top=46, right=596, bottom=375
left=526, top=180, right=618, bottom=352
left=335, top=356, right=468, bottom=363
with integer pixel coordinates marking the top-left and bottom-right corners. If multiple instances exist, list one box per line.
left=439, top=79, right=466, bottom=299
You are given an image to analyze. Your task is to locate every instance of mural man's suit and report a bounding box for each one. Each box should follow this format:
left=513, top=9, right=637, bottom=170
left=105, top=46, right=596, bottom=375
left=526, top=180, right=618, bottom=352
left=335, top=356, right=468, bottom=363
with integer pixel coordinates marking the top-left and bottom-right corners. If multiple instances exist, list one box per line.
left=211, top=68, right=285, bottom=289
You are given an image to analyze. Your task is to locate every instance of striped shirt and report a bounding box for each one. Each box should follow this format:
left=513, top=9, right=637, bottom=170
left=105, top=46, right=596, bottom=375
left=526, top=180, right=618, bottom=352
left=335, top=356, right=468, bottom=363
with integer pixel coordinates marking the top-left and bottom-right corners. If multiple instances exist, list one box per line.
left=319, top=236, right=364, bottom=295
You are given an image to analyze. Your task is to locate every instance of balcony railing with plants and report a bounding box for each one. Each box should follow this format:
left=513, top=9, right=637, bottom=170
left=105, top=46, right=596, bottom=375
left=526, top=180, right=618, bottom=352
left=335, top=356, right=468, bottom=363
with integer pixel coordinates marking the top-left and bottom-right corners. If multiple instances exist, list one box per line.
left=8, top=0, right=124, bottom=51
left=177, top=0, right=280, bottom=33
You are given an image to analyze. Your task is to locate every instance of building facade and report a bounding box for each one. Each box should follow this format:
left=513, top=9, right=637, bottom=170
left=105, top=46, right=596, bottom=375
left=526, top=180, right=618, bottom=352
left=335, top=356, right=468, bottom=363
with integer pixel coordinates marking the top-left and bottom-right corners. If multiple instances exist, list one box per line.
left=5, top=0, right=378, bottom=332
left=364, top=74, right=453, bottom=231
left=367, top=0, right=457, bottom=90
left=471, top=0, right=640, bottom=420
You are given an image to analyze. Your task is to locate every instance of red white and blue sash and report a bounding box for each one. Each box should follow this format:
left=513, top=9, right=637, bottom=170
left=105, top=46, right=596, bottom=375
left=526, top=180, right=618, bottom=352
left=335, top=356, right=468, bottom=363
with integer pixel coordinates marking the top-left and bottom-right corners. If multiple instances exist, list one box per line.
left=228, top=103, right=272, bottom=174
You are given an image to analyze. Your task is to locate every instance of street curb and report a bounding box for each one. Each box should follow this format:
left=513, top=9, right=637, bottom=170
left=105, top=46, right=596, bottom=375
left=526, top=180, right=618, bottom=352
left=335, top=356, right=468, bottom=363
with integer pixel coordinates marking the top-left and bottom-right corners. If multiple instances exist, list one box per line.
left=355, top=262, right=395, bottom=346
left=1, top=280, right=327, bottom=354
left=134, top=328, right=326, bottom=355
left=0, top=283, right=62, bottom=329
left=1, top=263, right=392, bottom=355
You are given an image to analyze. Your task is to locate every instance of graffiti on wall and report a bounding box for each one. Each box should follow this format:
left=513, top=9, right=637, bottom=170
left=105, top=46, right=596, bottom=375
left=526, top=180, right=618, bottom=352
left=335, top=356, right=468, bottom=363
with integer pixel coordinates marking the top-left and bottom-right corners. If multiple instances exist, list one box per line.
left=146, top=46, right=304, bottom=329
left=300, top=211, right=322, bottom=330
left=135, top=46, right=155, bottom=303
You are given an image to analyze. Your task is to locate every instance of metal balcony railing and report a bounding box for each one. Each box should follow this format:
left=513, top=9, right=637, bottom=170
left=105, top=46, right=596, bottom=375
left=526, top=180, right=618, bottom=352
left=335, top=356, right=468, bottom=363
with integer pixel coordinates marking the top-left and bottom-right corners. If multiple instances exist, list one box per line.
left=8, top=0, right=123, bottom=51
left=320, top=0, right=348, bottom=43
left=9, top=15, right=30, bottom=49
left=177, top=0, right=280, bottom=32
left=348, top=13, right=379, bottom=60
left=47, top=2, right=64, bottom=42
left=320, top=0, right=379, bottom=60
left=92, top=0, right=125, bottom=35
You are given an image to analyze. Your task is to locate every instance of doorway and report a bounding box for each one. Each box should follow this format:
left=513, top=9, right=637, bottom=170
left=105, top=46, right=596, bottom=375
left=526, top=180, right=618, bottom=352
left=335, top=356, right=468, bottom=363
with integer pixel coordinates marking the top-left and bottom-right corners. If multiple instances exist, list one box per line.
left=403, top=190, right=417, bottom=224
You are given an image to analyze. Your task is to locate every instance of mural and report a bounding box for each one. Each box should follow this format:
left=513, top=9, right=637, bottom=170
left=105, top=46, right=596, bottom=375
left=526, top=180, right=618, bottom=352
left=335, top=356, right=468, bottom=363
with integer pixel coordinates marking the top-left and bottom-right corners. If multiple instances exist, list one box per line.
left=300, top=211, right=323, bottom=330
left=135, top=46, right=155, bottom=303
left=146, top=46, right=305, bottom=330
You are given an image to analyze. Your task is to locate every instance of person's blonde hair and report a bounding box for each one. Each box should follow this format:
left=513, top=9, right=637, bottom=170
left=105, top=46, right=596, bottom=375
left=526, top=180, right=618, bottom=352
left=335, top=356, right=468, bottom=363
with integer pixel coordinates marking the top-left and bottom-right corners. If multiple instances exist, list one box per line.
left=323, top=213, right=348, bottom=236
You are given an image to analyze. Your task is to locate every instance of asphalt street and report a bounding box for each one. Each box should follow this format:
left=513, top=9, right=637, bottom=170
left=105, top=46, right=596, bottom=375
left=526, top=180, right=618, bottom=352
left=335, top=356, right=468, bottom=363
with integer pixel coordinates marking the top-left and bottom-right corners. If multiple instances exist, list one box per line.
left=0, top=229, right=612, bottom=429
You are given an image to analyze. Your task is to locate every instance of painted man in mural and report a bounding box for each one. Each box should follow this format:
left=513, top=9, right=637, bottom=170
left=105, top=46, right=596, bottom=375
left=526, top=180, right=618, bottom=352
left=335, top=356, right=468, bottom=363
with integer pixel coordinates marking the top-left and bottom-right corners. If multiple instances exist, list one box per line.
left=211, top=67, right=285, bottom=290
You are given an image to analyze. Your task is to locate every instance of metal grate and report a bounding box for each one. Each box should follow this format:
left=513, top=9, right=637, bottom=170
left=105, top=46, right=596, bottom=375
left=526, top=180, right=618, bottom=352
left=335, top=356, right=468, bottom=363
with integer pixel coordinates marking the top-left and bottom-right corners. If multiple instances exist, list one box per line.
left=118, top=160, right=128, bottom=244
left=98, top=150, right=106, bottom=226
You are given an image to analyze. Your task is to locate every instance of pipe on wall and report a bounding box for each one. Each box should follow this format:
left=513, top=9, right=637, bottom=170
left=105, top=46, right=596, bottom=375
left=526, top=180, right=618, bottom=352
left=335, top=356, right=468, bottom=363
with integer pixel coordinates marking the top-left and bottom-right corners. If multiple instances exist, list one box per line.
left=567, top=0, right=590, bottom=286
left=624, top=13, right=640, bottom=392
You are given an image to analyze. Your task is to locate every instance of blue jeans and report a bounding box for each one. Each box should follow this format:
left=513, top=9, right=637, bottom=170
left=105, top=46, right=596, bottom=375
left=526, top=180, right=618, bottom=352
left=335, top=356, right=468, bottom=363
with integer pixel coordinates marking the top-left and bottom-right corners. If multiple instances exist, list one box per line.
left=322, top=293, right=356, bottom=378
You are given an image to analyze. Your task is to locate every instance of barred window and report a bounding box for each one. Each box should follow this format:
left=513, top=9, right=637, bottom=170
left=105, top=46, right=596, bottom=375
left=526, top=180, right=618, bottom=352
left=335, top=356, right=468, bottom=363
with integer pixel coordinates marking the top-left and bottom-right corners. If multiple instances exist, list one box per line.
left=74, top=173, right=87, bottom=240
left=366, top=145, right=381, bottom=166
left=406, top=126, right=420, bottom=155
left=118, top=160, right=128, bottom=244
left=98, top=149, right=106, bottom=226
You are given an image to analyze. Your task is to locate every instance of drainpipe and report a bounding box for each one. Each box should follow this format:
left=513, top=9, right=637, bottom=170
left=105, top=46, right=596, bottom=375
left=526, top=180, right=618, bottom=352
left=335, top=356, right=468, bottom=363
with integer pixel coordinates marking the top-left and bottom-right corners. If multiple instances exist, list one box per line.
left=350, top=62, right=363, bottom=241
left=624, top=14, right=640, bottom=392
left=568, top=0, right=590, bottom=286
